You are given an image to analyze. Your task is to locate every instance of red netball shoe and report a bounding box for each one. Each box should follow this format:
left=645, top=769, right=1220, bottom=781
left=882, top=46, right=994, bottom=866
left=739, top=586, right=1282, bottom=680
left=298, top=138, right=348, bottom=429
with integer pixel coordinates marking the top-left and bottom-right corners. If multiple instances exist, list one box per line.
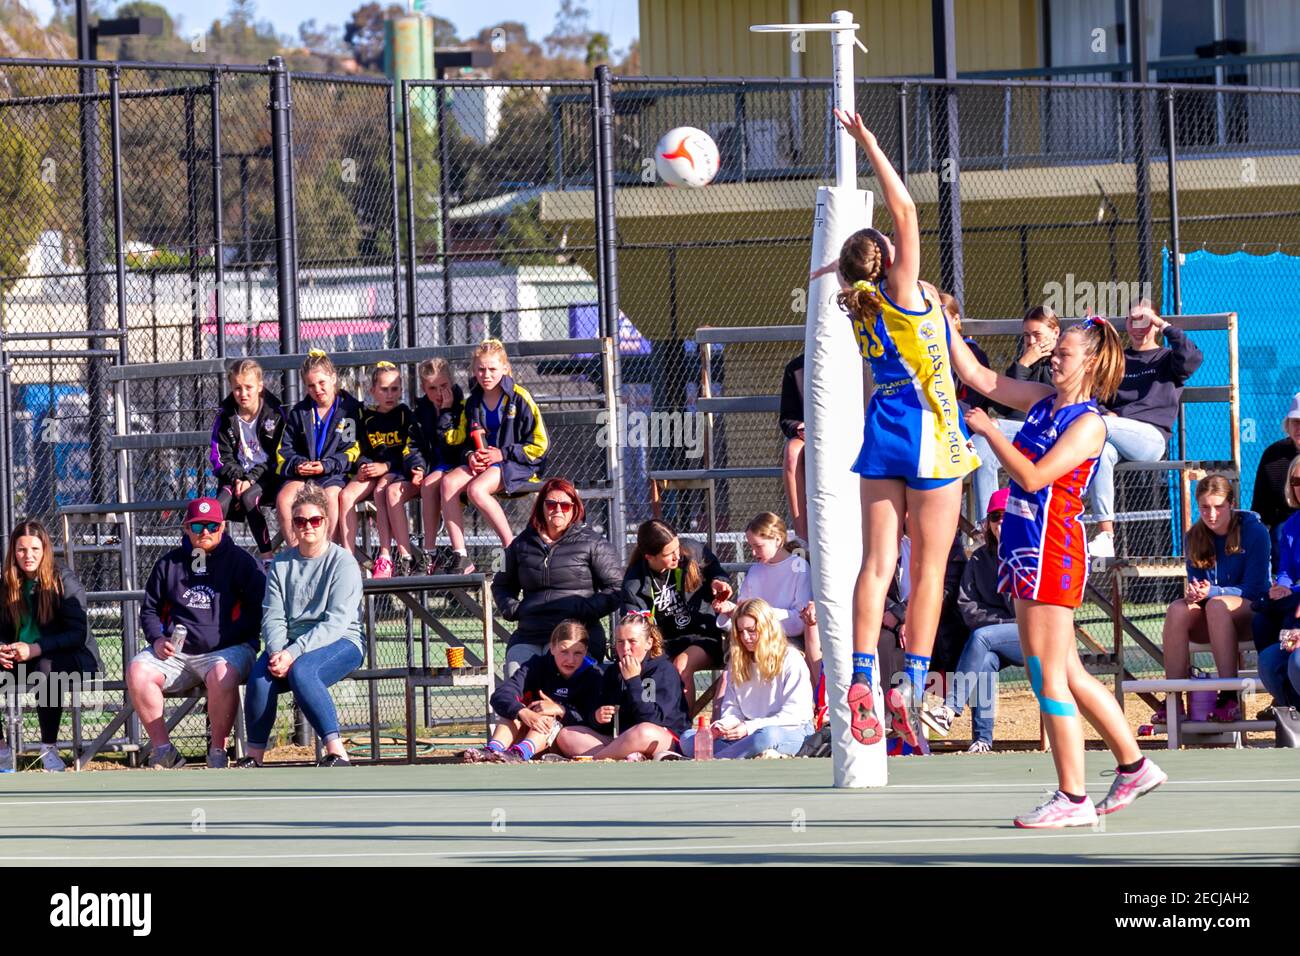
left=847, top=682, right=883, bottom=745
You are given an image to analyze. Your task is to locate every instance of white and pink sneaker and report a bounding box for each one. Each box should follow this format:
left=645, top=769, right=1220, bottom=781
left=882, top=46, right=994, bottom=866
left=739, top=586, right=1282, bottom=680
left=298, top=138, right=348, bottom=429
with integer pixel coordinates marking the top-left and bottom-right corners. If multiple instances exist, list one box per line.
left=1096, top=759, right=1167, bottom=815
left=1014, top=790, right=1098, bottom=829
left=372, top=555, right=394, bottom=579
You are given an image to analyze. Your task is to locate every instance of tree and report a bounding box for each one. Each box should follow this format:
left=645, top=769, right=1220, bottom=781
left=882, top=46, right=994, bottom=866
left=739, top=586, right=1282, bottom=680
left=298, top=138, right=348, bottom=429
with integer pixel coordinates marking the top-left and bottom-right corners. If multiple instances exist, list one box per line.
left=343, top=2, right=404, bottom=73
left=0, top=124, right=54, bottom=296
left=585, top=31, right=609, bottom=67
left=431, top=16, right=458, bottom=47
left=544, top=0, right=590, bottom=60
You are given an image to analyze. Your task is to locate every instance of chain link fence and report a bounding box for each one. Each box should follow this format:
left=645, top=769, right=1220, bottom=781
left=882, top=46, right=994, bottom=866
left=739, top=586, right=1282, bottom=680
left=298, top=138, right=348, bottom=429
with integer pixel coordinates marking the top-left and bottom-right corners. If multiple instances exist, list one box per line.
left=4, top=57, right=1300, bottom=751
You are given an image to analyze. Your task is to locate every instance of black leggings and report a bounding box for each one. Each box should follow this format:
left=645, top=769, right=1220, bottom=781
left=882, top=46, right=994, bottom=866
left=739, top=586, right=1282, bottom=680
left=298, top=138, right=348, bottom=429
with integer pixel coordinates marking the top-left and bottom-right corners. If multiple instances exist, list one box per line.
left=218, top=481, right=276, bottom=552
left=4, top=652, right=96, bottom=745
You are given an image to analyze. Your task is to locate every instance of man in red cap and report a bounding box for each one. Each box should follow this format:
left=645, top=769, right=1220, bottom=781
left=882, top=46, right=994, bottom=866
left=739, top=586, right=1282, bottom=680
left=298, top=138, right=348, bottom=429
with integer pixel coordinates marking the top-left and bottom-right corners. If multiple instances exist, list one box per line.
left=126, top=496, right=266, bottom=768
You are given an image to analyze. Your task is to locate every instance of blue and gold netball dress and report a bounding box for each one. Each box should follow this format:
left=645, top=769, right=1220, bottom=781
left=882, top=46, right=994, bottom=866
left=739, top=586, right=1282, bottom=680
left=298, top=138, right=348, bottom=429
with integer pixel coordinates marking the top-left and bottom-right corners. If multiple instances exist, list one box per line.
left=849, top=281, right=980, bottom=488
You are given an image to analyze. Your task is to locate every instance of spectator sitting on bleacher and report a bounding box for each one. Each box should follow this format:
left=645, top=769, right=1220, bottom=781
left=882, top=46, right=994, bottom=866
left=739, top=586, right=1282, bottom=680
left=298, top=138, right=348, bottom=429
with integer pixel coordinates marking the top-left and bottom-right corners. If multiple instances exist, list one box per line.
left=338, top=362, right=425, bottom=578
left=682, top=598, right=813, bottom=759
left=778, top=353, right=808, bottom=545
left=127, top=497, right=265, bottom=769
left=1250, top=392, right=1300, bottom=559
left=622, top=519, right=733, bottom=711
left=395, top=358, right=465, bottom=575
left=970, top=305, right=1060, bottom=518
left=492, top=478, right=623, bottom=678
left=929, top=488, right=1020, bottom=753
left=1252, top=456, right=1300, bottom=725
left=241, top=483, right=364, bottom=768
left=1158, top=476, right=1269, bottom=725
left=0, top=519, right=98, bottom=772
left=1086, top=301, right=1203, bottom=559
left=276, top=350, right=363, bottom=546
left=210, top=358, right=284, bottom=568
left=558, top=612, right=689, bottom=761
left=715, top=512, right=820, bottom=693
left=464, top=620, right=604, bottom=763
left=441, top=339, right=549, bottom=572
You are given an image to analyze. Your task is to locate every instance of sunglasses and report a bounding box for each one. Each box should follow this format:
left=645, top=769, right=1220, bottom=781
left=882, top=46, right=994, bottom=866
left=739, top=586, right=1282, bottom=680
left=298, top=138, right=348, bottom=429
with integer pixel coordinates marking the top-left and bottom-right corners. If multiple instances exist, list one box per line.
left=189, top=521, right=220, bottom=534
left=292, top=514, right=327, bottom=530
left=987, top=512, right=1004, bottom=523
left=543, top=499, right=575, bottom=513
left=1290, top=478, right=1300, bottom=487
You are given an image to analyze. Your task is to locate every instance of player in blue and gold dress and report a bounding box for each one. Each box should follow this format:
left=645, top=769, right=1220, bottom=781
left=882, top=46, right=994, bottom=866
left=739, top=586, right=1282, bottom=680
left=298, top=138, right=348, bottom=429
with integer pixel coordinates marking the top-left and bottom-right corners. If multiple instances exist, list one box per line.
left=818, top=109, right=981, bottom=752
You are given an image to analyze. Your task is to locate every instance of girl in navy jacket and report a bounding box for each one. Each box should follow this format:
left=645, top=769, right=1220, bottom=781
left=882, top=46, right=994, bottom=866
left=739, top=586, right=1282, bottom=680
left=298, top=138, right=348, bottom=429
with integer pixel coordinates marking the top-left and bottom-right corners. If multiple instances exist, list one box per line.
left=1159, top=476, right=1271, bottom=723
left=396, top=357, right=466, bottom=574
left=338, top=361, right=425, bottom=578
left=275, top=350, right=363, bottom=546
left=463, top=621, right=604, bottom=763
left=439, top=339, right=548, bottom=571
left=210, top=358, right=284, bottom=563
left=559, top=613, right=690, bottom=761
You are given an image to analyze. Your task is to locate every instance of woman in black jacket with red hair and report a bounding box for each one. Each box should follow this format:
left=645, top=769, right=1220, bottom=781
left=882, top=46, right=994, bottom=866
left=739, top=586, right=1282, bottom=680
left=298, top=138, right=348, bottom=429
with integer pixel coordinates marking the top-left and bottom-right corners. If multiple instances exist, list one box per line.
left=492, top=478, right=623, bottom=675
left=0, top=519, right=99, bottom=772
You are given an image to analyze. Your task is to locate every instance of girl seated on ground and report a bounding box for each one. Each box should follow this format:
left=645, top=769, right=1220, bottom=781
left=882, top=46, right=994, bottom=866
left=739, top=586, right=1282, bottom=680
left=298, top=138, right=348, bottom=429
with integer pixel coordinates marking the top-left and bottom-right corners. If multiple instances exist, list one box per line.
left=210, top=358, right=284, bottom=566
left=463, top=620, right=603, bottom=763
left=338, top=362, right=425, bottom=577
left=1158, top=476, right=1270, bottom=724
left=555, top=612, right=689, bottom=761
left=275, top=350, right=362, bottom=545
left=441, top=339, right=549, bottom=571
left=682, top=598, right=813, bottom=759
left=621, top=519, right=733, bottom=711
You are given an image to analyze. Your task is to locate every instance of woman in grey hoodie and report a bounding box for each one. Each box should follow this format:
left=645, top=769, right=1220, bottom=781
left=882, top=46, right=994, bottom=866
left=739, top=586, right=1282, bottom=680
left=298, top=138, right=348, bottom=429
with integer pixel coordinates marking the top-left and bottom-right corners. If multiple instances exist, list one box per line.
left=241, top=482, right=365, bottom=767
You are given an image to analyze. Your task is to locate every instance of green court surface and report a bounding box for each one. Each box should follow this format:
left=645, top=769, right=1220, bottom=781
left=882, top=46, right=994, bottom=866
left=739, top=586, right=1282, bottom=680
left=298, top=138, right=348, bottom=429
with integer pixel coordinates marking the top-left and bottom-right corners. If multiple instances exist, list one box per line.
left=2, top=749, right=1297, bottom=866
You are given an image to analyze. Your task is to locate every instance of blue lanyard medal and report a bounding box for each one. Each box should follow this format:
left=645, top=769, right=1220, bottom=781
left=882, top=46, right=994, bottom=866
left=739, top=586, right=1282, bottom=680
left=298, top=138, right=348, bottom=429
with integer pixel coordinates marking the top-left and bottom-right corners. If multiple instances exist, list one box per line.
left=313, top=399, right=338, bottom=460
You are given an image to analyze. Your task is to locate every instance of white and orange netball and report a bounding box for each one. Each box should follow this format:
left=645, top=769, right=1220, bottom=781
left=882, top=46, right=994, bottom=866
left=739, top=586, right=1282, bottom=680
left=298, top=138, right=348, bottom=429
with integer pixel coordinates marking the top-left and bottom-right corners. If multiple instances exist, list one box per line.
left=654, top=126, right=720, bottom=187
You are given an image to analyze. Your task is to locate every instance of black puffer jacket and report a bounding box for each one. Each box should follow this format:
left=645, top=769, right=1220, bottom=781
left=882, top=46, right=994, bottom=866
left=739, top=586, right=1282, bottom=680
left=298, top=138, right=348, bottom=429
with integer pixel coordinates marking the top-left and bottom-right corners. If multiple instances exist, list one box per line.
left=956, top=544, right=1015, bottom=632
left=0, top=565, right=100, bottom=673
left=492, top=522, right=623, bottom=658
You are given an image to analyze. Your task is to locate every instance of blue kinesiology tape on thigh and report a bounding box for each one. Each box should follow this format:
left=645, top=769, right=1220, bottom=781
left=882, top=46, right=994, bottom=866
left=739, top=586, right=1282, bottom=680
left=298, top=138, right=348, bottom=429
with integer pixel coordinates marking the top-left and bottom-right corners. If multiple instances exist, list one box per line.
left=1027, top=655, right=1077, bottom=717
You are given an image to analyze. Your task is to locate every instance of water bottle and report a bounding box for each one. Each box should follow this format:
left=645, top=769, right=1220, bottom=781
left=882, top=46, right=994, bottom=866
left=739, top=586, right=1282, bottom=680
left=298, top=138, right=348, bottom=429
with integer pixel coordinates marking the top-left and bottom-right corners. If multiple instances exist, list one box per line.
left=470, top=422, right=487, bottom=452
left=171, top=624, right=187, bottom=655
left=693, top=715, right=712, bottom=760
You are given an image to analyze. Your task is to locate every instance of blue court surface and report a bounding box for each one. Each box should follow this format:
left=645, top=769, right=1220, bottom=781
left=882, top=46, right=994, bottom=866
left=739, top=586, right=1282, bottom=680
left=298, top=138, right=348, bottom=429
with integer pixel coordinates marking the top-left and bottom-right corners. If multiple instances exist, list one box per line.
left=2, top=749, right=1296, bottom=866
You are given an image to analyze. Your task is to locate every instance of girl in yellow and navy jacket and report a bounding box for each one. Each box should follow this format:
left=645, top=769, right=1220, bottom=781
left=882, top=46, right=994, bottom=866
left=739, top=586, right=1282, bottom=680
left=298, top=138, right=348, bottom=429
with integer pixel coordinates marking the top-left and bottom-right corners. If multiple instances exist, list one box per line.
left=339, top=361, right=426, bottom=578
left=438, top=339, right=548, bottom=572
left=274, top=349, right=363, bottom=546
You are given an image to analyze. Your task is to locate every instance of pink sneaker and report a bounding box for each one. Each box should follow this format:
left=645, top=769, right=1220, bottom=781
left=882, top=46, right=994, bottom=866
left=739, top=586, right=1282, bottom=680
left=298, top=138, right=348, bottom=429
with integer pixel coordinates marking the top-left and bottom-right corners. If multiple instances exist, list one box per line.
left=1096, top=759, right=1167, bottom=815
left=885, top=687, right=921, bottom=750
left=372, top=555, right=394, bottom=579
left=1014, top=791, right=1098, bottom=829
left=1208, top=699, right=1240, bottom=722
left=846, top=682, right=883, bottom=745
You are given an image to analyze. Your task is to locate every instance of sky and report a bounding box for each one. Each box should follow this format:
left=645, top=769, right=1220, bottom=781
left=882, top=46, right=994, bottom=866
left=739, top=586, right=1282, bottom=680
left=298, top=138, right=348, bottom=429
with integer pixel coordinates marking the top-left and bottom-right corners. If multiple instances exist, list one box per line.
left=25, top=0, right=640, bottom=53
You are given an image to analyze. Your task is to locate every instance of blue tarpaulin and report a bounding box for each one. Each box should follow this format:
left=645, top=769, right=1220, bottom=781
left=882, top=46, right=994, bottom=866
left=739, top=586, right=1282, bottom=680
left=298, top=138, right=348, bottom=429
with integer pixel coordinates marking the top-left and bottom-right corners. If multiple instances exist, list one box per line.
left=1163, top=248, right=1300, bottom=520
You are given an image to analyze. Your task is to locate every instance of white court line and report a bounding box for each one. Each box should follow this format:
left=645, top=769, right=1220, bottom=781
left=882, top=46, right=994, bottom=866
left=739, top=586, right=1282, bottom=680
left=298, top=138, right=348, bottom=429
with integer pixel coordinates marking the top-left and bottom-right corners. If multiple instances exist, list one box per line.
left=0, top=777, right=1296, bottom=810
left=0, top=823, right=1297, bottom=864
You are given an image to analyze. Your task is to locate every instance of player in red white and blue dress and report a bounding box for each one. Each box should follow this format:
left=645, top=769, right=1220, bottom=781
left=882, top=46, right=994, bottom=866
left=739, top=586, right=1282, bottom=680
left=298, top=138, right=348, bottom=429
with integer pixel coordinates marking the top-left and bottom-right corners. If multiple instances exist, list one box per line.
left=947, top=315, right=1167, bottom=829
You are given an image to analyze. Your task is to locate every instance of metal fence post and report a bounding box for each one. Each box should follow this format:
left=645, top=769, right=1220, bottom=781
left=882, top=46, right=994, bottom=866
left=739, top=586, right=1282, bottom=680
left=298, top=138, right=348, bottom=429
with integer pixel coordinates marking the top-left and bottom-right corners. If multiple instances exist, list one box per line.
left=386, top=82, right=404, bottom=352
left=209, top=69, right=227, bottom=360
left=435, top=84, right=453, bottom=346
left=594, top=66, right=627, bottom=554
left=1129, top=0, right=1154, bottom=296
left=108, top=67, right=142, bottom=758
left=896, top=82, right=910, bottom=187
left=268, top=56, right=299, bottom=400
left=80, top=62, right=113, bottom=514
left=931, top=0, right=966, bottom=302
left=401, top=81, right=420, bottom=352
